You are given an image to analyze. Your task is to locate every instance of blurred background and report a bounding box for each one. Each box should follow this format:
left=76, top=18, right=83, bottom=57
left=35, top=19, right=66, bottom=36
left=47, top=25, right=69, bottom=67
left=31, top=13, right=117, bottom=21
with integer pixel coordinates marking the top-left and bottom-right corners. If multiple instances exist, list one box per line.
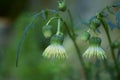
left=0, top=0, right=120, bottom=80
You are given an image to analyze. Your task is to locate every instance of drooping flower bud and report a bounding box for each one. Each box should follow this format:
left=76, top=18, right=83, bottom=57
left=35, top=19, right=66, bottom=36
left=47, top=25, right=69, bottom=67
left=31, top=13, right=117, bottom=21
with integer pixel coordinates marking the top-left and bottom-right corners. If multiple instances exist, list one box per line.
left=89, top=18, right=101, bottom=31
left=42, top=25, right=52, bottom=38
left=81, top=31, right=90, bottom=41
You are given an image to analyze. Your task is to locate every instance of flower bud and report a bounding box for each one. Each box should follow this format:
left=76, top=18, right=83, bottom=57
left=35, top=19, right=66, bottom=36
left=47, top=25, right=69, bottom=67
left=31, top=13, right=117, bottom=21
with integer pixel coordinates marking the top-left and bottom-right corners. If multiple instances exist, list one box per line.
left=89, top=18, right=101, bottom=30
left=42, top=25, right=52, bottom=38
left=81, top=31, right=90, bottom=41
left=58, top=0, right=67, bottom=12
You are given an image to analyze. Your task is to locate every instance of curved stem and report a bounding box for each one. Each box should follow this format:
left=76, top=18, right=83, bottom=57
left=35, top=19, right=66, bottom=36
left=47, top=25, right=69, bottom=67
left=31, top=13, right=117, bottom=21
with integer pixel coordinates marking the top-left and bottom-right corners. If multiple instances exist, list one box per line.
left=67, top=9, right=75, bottom=36
left=67, top=9, right=93, bottom=80
left=98, top=16, right=120, bottom=79
left=46, top=17, right=58, bottom=25
left=62, top=19, right=90, bottom=80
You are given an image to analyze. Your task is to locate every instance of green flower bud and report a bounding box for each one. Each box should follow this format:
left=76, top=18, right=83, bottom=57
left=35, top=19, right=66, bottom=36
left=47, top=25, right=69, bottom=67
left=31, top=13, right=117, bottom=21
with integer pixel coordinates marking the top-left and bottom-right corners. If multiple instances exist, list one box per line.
left=58, top=0, right=67, bottom=12
left=42, top=25, right=52, bottom=38
left=89, top=18, right=101, bottom=30
left=81, top=31, right=90, bottom=41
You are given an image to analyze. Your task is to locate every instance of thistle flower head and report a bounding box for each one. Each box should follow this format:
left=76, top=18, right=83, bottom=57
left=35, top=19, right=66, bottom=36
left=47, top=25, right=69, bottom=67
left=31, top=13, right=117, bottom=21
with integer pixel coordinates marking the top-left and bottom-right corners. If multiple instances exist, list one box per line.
left=83, top=37, right=106, bottom=60
left=43, top=34, right=67, bottom=60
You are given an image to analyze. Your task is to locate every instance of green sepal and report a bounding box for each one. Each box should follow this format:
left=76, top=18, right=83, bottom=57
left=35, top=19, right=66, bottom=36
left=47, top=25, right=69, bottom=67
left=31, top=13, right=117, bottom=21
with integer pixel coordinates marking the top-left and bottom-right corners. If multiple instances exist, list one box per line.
left=50, top=33, right=64, bottom=44
left=89, top=37, right=101, bottom=46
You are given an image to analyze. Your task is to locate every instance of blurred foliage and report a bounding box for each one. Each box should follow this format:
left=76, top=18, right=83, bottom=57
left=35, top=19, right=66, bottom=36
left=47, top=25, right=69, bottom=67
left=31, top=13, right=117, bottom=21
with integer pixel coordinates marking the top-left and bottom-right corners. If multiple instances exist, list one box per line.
left=0, top=0, right=28, bottom=21
left=0, top=0, right=120, bottom=80
left=0, top=12, right=81, bottom=80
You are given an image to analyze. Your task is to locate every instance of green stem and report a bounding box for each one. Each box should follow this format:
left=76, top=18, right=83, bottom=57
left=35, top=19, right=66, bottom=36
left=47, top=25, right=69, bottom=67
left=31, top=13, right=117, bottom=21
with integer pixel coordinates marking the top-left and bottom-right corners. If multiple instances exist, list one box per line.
left=46, top=17, right=58, bottom=25
left=56, top=18, right=61, bottom=35
left=67, top=9, right=92, bottom=80
left=67, top=9, right=75, bottom=36
left=62, top=20, right=90, bottom=80
left=98, top=16, right=120, bottom=79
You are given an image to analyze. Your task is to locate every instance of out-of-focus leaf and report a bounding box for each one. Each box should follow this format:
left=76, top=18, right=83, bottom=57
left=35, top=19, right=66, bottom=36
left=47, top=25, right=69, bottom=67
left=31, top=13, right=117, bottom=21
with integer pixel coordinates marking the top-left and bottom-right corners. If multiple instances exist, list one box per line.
left=41, top=10, right=47, bottom=20
left=16, top=19, right=36, bottom=67
left=117, top=48, right=120, bottom=60
left=112, top=1, right=120, bottom=7
left=16, top=9, right=58, bottom=67
left=16, top=11, right=43, bottom=67
left=106, top=7, right=116, bottom=15
left=116, top=9, right=120, bottom=29
left=106, top=20, right=117, bottom=30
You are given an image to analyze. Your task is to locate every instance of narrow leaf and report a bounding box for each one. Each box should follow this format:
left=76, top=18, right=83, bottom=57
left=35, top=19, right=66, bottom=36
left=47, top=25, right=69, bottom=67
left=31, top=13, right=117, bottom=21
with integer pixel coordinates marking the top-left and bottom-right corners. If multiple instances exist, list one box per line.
left=117, top=48, right=120, bottom=60
left=116, top=9, right=120, bottom=29
left=16, top=22, right=34, bottom=67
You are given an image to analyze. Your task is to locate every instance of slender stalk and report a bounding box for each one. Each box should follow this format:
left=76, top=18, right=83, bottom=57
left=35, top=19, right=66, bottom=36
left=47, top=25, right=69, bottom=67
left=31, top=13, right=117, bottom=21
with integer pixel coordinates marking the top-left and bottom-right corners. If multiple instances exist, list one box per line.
left=67, top=9, right=75, bottom=36
left=66, top=9, right=91, bottom=80
left=62, top=20, right=90, bottom=80
left=98, top=16, right=120, bottom=79
left=46, top=17, right=58, bottom=25
left=56, top=18, right=61, bottom=35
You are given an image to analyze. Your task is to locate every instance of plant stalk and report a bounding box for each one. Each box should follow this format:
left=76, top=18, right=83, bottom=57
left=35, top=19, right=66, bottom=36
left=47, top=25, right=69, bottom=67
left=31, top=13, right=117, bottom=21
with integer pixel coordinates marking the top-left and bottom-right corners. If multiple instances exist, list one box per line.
left=66, top=9, right=91, bottom=80
left=98, top=16, right=120, bottom=79
left=62, top=20, right=90, bottom=80
left=56, top=18, right=61, bottom=35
